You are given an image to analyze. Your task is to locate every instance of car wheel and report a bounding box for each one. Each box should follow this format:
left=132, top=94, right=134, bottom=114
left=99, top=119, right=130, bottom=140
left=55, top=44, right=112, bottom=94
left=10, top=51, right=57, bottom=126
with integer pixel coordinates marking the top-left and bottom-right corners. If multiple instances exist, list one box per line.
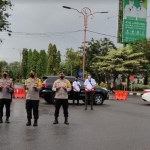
left=94, top=94, right=104, bottom=105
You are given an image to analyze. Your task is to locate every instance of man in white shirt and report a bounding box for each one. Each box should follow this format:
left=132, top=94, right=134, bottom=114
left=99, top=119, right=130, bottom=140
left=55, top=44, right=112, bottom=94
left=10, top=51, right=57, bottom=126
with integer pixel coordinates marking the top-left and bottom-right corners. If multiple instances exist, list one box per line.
left=124, top=0, right=137, bottom=19
left=84, top=73, right=96, bottom=110
left=72, top=77, right=81, bottom=105
left=137, top=0, right=147, bottom=20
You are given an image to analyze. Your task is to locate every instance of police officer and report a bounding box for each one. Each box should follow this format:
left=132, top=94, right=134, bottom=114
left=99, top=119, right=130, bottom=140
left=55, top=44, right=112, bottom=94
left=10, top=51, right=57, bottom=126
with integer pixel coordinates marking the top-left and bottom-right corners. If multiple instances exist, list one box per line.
left=24, top=70, right=42, bottom=127
left=52, top=72, right=71, bottom=125
left=72, top=77, right=81, bottom=105
left=124, top=0, right=137, bottom=19
left=84, top=73, right=96, bottom=110
left=0, top=71, right=14, bottom=123
left=137, top=0, right=147, bottom=19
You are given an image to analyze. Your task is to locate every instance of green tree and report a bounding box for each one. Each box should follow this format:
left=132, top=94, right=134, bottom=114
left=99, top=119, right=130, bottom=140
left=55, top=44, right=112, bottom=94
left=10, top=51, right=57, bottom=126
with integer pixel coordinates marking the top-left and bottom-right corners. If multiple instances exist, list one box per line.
left=132, top=38, right=150, bottom=84
left=47, top=44, right=61, bottom=75
left=27, top=49, right=33, bottom=77
left=32, top=49, right=39, bottom=70
left=64, top=48, right=82, bottom=76
left=93, top=47, right=147, bottom=86
left=0, top=0, right=12, bottom=38
left=21, top=48, right=28, bottom=79
left=36, top=50, right=47, bottom=78
left=80, top=38, right=117, bottom=81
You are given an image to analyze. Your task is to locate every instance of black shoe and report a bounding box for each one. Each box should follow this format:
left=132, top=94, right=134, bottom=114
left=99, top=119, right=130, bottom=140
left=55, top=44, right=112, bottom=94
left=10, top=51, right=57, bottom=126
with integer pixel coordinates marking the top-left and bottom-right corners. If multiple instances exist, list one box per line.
left=64, top=117, right=69, bottom=125
left=33, top=119, right=38, bottom=127
left=91, top=108, right=93, bottom=110
left=0, top=118, right=3, bottom=123
left=85, top=108, right=87, bottom=110
left=53, top=117, right=58, bottom=124
left=26, top=119, right=31, bottom=126
left=5, top=117, right=10, bottom=123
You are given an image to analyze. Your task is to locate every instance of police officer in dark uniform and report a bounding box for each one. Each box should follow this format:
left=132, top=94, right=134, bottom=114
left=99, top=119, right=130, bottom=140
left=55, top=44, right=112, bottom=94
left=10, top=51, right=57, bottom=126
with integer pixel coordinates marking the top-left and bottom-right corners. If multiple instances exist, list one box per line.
left=0, top=71, right=14, bottom=123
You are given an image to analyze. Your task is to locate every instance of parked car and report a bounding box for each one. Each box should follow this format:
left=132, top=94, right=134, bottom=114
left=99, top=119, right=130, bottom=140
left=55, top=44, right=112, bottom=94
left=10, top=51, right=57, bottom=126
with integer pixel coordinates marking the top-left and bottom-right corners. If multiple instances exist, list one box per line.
left=39, top=76, right=109, bottom=105
left=142, top=92, right=150, bottom=102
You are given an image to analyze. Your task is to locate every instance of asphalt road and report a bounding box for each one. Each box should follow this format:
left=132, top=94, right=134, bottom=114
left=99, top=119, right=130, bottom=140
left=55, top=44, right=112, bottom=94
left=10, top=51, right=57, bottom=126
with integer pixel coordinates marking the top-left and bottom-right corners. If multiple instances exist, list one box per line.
left=0, top=96, right=150, bottom=150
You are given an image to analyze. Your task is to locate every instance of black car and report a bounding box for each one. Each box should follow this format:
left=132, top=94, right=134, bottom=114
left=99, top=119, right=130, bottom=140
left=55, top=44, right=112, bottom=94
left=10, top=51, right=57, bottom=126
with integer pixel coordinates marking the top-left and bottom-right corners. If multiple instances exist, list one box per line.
left=39, top=76, right=109, bottom=105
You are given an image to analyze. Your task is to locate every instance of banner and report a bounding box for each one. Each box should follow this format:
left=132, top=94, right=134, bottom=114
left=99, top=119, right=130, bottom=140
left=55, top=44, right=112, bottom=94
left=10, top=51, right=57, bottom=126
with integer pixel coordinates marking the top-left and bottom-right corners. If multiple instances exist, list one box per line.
left=122, top=0, right=147, bottom=43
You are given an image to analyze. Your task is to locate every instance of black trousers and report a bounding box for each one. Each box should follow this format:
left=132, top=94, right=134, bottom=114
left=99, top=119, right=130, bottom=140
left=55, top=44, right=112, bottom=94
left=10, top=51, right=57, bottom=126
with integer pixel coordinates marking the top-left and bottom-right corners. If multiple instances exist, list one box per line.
left=54, top=99, right=68, bottom=117
left=73, top=91, right=80, bottom=104
left=26, top=100, right=39, bottom=120
left=85, top=92, right=93, bottom=108
left=0, top=99, right=11, bottom=117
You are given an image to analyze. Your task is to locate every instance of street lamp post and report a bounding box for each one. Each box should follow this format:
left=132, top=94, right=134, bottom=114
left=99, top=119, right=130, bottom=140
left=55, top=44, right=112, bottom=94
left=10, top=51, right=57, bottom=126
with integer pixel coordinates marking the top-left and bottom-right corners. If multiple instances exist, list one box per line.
left=63, top=6, right=108, bottom=79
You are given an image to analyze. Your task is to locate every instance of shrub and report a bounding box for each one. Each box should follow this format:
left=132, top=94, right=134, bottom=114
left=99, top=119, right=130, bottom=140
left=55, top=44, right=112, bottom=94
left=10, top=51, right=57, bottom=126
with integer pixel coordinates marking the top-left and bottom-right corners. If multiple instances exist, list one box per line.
left=129, top=84, right=150, bottom=91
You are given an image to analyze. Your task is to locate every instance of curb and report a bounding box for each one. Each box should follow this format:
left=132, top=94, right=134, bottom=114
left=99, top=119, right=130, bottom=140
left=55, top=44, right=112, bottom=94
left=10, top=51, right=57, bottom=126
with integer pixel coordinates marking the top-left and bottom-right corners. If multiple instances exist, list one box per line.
left=128, top=93, right=143, bottom=96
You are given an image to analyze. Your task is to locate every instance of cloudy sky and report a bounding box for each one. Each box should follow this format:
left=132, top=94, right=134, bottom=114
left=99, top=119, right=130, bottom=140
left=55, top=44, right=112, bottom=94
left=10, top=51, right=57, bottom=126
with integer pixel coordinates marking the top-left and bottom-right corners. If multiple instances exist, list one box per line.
left=0, top=0, right=150, bottom=62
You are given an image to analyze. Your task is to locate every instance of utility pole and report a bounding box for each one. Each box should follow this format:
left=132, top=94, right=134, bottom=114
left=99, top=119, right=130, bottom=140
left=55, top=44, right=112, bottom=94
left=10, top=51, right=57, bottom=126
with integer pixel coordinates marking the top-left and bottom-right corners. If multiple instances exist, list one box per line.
left=63, top=6, right=108, bottom=79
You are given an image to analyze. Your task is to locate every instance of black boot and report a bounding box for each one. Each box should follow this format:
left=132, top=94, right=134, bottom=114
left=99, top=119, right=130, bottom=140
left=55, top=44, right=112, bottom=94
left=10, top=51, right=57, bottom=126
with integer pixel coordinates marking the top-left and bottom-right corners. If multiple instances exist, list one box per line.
left=33, top=119, right=38, bottom=127
left=26, top=119, right=31, bottom=126
left=53, top=117, right=58, bottom=124
left=0, top=117, right=3, bottom=123
left=5, top=117, right=10, bottom=123
left=64, top=117, right=69, bottom=125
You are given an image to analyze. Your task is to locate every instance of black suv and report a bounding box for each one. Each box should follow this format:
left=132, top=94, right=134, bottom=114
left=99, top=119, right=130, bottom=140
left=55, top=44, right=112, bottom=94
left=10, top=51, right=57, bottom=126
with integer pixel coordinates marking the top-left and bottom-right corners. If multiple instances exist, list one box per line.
left=39, top=76, right=109, bottom=105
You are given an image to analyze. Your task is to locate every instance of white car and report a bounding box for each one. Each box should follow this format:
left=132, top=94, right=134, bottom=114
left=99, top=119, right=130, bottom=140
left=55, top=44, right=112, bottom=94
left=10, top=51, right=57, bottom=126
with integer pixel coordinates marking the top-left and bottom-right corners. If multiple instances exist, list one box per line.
left=142, top=92, right=150, bottom=102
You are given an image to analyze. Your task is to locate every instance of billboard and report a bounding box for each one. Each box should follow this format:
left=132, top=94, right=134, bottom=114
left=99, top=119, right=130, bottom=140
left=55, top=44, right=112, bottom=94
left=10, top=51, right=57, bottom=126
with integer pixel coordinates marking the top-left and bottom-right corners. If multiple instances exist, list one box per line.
left=122, top=0, right=147, bottom=43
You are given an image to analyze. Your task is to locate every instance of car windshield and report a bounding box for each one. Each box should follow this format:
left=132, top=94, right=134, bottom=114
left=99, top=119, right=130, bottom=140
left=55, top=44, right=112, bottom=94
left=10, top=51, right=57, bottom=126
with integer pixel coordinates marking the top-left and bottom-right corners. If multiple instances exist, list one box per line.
left=46, top=77, right=59, bottom=83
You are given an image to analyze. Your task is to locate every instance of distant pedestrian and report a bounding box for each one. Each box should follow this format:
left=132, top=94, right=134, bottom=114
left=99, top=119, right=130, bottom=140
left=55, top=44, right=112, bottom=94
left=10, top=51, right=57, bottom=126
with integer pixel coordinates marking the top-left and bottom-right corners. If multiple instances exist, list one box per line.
left=52, top=72, right=71, bottom=125
left=72, top=77, right=81, bottom=105
left=109, top=81, right=114, bottom=93
left=84, top=73, right=96, bottom=110
left=0, top=71, right=14, bottom=123
left=24, top=70, right=42, bottom=127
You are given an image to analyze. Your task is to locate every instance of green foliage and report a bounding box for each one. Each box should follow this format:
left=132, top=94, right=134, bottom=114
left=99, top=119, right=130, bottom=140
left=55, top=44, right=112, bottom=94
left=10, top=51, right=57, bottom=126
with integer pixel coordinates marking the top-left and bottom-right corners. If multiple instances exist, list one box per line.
left=80, top=38, right=116, bottom=81
left=32, top=49, right=39, bottom=70
left=0, top=0, right=12, bottom=36
left=63, top=48, right=82, bottom=76
left=27, top=49, right=33, bottom=77
left=21, top=48, right=28, bottom=78
left=36, top=50, right=47, bottom=78
left=129, top=84, right=150, bottom=91
left=93, top=47, right=147, bottom=79
left=47, top=44, right=61, bottom=75
left=132, top=39, right=150, bottom=84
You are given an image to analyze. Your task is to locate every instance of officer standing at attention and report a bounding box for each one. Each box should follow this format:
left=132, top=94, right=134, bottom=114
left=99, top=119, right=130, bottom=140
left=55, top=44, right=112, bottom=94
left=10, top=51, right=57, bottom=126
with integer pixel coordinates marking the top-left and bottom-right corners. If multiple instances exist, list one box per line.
left=84, top=73, right=96, bottom=110
left=0, top=71, right=14, bottom=123
left=24, top=70, right=42, bottom=127
left=72, top=77, right=81, bottom=105
left=52, top=72, right=71, bottom=125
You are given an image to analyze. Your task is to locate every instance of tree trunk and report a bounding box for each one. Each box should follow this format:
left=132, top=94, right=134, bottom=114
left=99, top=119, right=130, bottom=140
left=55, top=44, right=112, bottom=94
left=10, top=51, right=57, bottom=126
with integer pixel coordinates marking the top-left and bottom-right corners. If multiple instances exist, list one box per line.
left=144, top=75, right=148, bottom=85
